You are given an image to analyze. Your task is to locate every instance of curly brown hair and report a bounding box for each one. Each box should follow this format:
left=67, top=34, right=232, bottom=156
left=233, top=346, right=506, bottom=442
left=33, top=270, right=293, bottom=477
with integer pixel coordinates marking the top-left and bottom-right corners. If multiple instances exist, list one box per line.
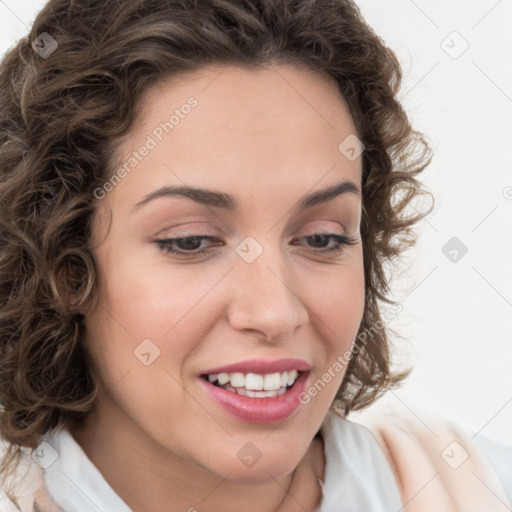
left=0, top=0, right=433, bottom=478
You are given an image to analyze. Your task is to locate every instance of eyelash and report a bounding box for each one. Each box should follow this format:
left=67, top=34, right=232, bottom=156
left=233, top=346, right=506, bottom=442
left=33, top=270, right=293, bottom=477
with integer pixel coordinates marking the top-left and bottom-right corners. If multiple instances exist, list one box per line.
left=154, top=233, right=359, bottom=257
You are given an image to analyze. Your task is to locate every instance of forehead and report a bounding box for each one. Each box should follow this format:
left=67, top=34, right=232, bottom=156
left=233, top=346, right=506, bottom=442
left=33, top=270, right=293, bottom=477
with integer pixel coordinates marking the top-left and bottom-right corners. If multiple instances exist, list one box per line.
left=134, top=63, right=355, bottom=136
left=107, top=63, right=362, bottom=209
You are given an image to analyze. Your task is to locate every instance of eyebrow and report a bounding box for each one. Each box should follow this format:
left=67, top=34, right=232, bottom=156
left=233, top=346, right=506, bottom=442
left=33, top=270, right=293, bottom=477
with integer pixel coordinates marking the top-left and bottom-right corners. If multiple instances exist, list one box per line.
left=132, top=179, right=360, bottom=213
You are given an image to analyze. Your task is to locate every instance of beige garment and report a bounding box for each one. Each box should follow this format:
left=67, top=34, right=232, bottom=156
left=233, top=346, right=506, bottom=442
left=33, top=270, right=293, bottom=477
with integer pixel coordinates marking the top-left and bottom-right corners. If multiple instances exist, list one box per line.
left=356, top=404, right=511, bottom=512
left=0, top=440, right=64, bottom=511
left=1, top=406, right=510, bottom=511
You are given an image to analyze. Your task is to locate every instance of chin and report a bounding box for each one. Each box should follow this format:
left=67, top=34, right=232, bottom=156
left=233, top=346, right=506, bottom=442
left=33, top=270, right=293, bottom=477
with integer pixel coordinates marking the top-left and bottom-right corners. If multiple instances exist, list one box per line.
left=220, top=458, right=298, bottom=483
left=217, top=439, right=305, bottom=482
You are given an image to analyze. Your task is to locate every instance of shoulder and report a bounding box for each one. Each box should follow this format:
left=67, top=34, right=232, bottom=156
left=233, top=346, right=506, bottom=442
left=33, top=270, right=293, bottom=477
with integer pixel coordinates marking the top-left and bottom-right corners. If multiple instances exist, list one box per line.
left=474, top=432, right=512, bottom=500
left=320, top=406, right=393, bottom=467
left=351, top=400, right=512, bottom=511
left=0, top=433, right=65, bottom=512
left=318, top=409, right=404, bottom=510
left=0, top=440, right=37, bottom=511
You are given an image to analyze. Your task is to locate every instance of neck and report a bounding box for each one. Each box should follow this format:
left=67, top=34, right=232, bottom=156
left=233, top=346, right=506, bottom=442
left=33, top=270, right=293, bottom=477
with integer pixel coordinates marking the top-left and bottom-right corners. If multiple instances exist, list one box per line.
left=70, top=399, right=325, bottom=512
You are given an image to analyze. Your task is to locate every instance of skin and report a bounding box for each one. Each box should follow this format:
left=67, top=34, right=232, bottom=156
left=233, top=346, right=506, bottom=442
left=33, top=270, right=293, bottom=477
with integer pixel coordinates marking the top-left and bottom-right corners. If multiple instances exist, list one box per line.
left=71, top=63, right=365, bottom=512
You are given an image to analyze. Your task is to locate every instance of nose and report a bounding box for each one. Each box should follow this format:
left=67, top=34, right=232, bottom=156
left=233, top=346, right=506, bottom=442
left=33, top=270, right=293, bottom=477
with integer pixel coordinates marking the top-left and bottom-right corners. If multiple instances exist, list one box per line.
left=227, top=248, right=309, bottom=342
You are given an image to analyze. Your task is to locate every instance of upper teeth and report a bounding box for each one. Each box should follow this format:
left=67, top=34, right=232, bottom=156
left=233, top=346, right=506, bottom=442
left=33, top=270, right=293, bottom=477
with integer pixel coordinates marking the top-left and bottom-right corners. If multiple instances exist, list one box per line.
left=207, top=370, right=299, bottom=390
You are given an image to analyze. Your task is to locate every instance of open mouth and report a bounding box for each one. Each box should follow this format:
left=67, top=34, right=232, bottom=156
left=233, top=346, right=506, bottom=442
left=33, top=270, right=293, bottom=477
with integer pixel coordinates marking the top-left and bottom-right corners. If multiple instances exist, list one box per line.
left=200, top=370, right=303, bottom=398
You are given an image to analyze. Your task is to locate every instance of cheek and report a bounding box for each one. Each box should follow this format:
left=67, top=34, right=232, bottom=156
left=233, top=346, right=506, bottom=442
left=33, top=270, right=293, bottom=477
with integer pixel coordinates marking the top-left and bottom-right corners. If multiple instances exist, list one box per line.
left=301, top=253, right=365, bottom=392
left=96, top=242, right=215, bottom=334
left=83, top=265, right=190, bottom=423
left=293, top=286, right=364, bottom=415
left=307, top=257, right=365, bottom=343
left=85, top=245, right=227, bottom=382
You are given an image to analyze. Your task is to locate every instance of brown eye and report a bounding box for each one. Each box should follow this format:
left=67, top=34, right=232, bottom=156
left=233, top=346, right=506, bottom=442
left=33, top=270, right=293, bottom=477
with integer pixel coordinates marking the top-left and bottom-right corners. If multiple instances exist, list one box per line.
left=293, top=233, right=359, bottom=254
left=304, top=234, right=332, bottom=248
left=155, top=236, right=221, bottom=255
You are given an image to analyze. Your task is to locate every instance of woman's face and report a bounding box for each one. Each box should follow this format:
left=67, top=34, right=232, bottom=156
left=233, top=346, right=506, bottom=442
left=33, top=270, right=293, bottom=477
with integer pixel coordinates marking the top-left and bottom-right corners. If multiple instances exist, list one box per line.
left=84, top=64, right=365, bottom=481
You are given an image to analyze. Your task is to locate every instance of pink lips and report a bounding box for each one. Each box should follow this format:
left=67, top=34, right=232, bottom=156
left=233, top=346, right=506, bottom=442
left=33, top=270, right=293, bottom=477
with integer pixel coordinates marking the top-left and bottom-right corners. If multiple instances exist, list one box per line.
left=198, top=358, right=311, bottom=424
left=199, top=358, right=311, bottom=376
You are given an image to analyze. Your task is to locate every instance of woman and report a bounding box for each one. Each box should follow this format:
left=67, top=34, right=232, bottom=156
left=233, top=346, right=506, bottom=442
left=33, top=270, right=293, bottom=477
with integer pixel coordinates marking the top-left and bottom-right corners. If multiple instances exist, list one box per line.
left=0, top=1, right=509, bottom=511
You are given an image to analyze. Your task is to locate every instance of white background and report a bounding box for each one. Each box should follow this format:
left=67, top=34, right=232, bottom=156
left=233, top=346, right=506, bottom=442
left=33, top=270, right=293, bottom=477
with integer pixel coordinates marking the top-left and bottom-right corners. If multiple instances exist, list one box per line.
left=1, top=0, right=511, bottom=444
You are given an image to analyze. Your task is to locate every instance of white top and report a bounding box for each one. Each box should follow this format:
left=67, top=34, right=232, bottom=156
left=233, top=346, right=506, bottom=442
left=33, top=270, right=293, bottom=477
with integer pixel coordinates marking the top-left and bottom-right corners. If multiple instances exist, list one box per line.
left=1, top=409, right=510, bottom=511
left=314, top=409, right=403, bottom=511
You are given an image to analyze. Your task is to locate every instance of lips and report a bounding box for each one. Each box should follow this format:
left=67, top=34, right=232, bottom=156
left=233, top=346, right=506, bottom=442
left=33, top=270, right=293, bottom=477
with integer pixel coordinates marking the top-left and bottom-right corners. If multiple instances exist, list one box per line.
left=198, top=368, right=309, bottom=423
left=199, top=358, right=311, bottom=376
left=197, top=358, right=311, bottom=423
